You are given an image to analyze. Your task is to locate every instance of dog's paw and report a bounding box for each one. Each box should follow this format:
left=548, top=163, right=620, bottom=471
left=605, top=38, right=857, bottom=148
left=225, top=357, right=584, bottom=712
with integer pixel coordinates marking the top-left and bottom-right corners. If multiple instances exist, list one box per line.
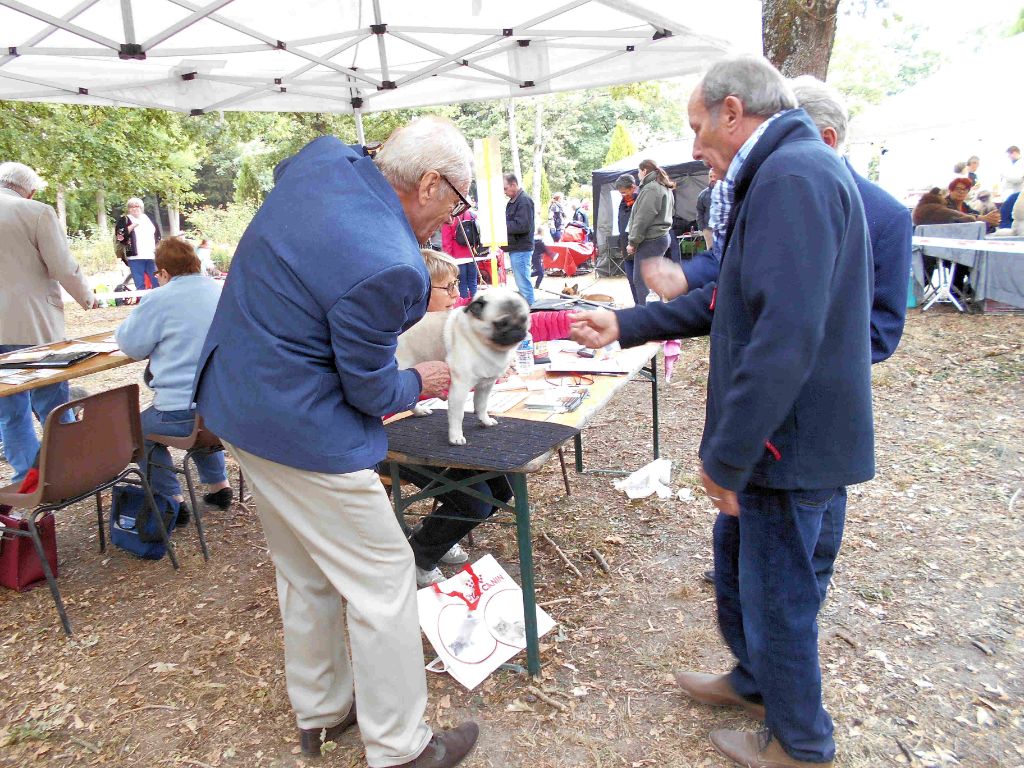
left=413, top=404, right=433, bottom=417
left=448, top=434, right=467, bottom=446
left=479, top=414, right=498, bottom=427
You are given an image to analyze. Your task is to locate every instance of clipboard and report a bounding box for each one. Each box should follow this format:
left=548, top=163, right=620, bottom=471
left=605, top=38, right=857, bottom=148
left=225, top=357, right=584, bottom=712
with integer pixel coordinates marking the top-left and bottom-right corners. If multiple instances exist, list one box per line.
left=0, top=350, right=98, bottom=370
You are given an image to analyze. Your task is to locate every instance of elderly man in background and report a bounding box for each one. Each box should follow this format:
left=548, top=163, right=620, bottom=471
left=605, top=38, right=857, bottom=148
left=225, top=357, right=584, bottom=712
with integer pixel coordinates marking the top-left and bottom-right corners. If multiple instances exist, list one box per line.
left=0, top=162, right=97, bottom=484
left=194, top=117, right=478, bottom=768
left=790, top=76, right=912, bottom=365
left=572, top=56, right=873, bottom=767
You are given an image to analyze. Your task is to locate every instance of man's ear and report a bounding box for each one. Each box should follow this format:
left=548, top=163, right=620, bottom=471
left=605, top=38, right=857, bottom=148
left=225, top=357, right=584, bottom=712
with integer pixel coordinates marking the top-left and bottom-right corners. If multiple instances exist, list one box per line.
left=821, top=127, right=839, bottom=149
left=418, top=170, right=442, bottom=206
left=465, top=295, right=487, bottom=319
left=720, top=94, right=744, bottom=132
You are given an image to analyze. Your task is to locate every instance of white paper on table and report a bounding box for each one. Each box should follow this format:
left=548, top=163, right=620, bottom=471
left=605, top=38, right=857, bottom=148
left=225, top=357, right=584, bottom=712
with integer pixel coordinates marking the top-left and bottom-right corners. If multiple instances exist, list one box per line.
left=0, top=350, right=51, bottom=363
left=0, top=369, right=52, bottom=384
left=418, top=555, right=556, bottom=690
left=62, top=341, right=121, bottom=354
left=417, top=390, right=528, bottom=414
left=493, top=375, right=527, bottom=392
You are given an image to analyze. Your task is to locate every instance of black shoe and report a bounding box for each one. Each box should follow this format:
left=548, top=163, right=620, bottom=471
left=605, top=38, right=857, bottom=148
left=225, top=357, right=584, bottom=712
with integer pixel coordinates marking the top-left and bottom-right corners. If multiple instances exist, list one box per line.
left=702, top=569, right=715, bottom=585
left=298, top=702, right=357, bottom=757
left=176, top=502, right=191, bottom=527
left=203, top=487, right=233, bottom=510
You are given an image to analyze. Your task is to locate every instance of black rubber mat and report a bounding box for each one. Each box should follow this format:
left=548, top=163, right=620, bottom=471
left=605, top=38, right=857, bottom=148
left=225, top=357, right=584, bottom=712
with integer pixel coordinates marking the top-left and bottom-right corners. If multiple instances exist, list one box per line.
left=385, top=411, right=578, bottom=471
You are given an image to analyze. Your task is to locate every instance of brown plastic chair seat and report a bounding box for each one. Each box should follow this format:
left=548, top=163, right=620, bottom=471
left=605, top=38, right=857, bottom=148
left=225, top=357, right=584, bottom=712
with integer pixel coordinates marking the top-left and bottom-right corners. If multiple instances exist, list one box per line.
left=145, top=414, right=223, bottom=451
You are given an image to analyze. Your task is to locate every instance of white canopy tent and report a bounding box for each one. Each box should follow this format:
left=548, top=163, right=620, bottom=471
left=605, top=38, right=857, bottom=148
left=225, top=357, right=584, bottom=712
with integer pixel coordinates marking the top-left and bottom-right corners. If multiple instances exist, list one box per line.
left=846, top=33, right=1024, bottom=201
left=0, top=0, right=761, bottom=139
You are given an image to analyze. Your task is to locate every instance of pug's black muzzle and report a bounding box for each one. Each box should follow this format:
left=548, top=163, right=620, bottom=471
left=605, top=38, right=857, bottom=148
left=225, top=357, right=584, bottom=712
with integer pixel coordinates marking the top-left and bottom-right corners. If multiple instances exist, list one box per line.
left=492, top=326, right=529, bottom=347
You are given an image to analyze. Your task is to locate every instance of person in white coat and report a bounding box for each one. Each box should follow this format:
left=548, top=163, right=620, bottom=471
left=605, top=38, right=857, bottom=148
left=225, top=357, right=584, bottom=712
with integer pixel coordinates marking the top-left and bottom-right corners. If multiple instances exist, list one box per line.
left=0, top=162, right=97, bottom=483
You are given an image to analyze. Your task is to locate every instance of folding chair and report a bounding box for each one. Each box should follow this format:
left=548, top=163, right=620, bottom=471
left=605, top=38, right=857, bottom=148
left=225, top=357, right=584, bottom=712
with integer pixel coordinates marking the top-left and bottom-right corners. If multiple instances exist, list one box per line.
left=0, top=384, right=177, bottom=636
left=145, top=414, right=225, bottom=561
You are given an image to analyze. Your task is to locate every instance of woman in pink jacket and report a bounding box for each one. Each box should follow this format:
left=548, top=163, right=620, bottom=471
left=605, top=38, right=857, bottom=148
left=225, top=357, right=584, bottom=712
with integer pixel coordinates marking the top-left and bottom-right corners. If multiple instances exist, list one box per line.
left=442, top=209, right=479, bottom=298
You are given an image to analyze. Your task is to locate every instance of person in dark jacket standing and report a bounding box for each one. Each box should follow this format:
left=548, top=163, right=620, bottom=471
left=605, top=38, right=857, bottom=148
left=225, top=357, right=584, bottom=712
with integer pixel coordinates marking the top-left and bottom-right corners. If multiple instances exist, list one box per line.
left=194, top=117, right=479, bottom=768
left=504, top=173, right=536, bottom=305
left=571, top=56, right=872, bottom=768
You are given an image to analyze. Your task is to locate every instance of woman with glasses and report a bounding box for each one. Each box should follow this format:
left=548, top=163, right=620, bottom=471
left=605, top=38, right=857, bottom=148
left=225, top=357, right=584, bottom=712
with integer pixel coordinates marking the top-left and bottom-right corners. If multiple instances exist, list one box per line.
left=114, top=197, right=159, bottom=290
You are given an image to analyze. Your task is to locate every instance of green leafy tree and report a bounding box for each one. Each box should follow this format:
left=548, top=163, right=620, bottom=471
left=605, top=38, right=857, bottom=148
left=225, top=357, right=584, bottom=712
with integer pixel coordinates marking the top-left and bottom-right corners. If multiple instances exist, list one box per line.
left=604, top=121, right=638, bottom=166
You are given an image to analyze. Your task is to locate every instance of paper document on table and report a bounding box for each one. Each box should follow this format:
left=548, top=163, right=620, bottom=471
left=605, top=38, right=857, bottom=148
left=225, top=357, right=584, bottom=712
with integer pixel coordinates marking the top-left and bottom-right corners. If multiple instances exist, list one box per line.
left=0, top=370, right=52, bottom=385
left=63, top=341, right=121, bottom=354
left=417, top=390, right=529, bottom=414
left=0, top=350, right=51, bottom=364
left=546, top=352, right=625, bottom=374
left=493, top=375, right=528, bottom=392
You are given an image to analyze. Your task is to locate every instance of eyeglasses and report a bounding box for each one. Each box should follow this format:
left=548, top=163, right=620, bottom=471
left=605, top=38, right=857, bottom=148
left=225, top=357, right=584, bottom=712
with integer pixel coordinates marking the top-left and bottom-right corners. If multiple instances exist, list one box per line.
left=440, top=174, right=471, bottom=218
left=432, top=280, right=460, bottom=296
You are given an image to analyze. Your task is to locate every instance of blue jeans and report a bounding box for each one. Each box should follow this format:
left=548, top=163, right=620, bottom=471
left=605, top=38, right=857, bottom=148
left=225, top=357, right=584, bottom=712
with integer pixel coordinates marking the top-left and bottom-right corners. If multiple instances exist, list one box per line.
left=128, top=259, right=157, bottom=290
left=508, top=250, right=534, bottom=306
left=714, top=485, right=846, bottom=764
left=388, top=464, right=513, bottom=570
left=458, top=262, right=478, bottom=299
left=139, top=406, right=226, bottom=499
left=0, top=344, right=72, bottom=484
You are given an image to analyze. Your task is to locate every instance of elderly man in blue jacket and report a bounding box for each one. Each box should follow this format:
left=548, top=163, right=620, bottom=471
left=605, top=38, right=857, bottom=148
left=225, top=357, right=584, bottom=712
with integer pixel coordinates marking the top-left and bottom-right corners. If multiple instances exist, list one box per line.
left=572, top=57, right=873, bottom=768
left=194, top=118, right=479, bottom=768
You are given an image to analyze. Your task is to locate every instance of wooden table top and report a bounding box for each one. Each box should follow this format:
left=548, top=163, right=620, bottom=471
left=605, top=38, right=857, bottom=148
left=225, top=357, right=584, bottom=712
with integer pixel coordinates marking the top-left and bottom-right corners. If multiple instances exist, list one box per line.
left=0, top=331, right=136, bottom=397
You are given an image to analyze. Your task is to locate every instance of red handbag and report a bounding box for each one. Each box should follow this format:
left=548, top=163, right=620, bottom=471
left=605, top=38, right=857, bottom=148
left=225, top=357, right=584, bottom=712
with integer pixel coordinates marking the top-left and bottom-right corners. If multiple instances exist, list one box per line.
left=0, top=511, right=58, bottom=592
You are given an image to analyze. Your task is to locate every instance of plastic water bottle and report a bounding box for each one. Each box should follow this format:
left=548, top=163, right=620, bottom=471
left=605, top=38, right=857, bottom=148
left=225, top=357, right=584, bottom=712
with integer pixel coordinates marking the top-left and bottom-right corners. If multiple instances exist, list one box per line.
left=515, top=332, right=535, bottom=375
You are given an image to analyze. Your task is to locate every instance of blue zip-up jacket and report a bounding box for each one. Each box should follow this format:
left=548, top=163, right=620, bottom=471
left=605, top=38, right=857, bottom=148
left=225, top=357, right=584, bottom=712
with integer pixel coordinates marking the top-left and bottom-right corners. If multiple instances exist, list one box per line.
left=845, top=159, right=912, bottom=363
left=616, top=110, right=874, bottom=492
left=115, top=274, right=222, bottom=412
left=194, top=136, right=429, bottom=473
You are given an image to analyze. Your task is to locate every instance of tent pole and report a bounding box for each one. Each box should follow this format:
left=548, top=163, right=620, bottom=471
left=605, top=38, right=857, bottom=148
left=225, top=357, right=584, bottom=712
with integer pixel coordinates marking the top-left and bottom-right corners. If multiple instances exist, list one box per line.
left=354, top=108, right=366, bottom=145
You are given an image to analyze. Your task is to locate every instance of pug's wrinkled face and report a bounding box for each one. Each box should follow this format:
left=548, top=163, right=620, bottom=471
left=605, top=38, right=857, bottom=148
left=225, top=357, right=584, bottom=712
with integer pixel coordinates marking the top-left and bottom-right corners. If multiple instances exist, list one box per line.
left=465, top=288, right=531, bottom=350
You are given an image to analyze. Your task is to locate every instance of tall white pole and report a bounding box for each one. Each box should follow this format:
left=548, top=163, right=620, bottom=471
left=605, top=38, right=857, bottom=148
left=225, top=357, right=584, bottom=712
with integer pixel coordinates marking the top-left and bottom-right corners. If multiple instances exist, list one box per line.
left=354, top=108, right=366, bottom=145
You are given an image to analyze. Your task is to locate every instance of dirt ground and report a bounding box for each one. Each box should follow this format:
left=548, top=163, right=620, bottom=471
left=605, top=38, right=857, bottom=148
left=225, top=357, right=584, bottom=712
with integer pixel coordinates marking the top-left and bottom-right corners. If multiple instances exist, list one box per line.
left=1, top=293, right=1022, bottom=768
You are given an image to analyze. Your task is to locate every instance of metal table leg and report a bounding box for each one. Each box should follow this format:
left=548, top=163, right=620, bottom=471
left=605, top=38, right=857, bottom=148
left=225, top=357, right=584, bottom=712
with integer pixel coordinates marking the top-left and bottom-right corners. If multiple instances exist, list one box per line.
left=650, top=359, right=660, bottom=460
left=511, top=472, right=540, bottom=677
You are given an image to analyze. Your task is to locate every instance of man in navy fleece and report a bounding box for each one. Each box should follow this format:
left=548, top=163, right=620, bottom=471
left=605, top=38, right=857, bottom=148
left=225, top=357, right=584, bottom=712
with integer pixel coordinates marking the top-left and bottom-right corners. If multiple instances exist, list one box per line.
left=572, top=56, right=873, bottom=768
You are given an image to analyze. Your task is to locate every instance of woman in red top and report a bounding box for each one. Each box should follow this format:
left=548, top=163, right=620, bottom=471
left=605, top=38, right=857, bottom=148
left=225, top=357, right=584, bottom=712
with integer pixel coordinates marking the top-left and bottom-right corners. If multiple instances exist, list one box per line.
left=441, top=209, right=479, bottom=299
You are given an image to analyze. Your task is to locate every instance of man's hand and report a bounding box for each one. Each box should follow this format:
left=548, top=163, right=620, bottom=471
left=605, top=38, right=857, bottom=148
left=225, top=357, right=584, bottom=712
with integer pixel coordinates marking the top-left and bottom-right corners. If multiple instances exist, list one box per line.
left=88, top=294, right=101, bottom=310
left=626, top=244, right=636, bottom=257
left=569, top=309, right=620, bottom=349
left=412, top=361, right=451, bottom=398
left=700, top=464, right=739, bottom=517
left=642, top=257, right=689, bottom=300
left=982, top=209, right=1001, bottom=227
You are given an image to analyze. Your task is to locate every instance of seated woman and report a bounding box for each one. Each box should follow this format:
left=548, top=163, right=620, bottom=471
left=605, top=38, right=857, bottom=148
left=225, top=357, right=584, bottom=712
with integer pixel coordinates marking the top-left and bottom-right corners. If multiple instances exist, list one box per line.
left=384, top=249, right=513, bottom=587
left=115, top=237, right=232, bottom=521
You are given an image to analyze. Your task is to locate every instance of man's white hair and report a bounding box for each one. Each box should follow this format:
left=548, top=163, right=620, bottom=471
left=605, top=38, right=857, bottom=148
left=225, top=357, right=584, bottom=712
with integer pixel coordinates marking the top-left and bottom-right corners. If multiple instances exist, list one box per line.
left=126, top=197, right=144, bottom=208
left=790, top=75, right=849, bottom=148
left=0, top=162, right=46, bottom=196
left=375, top=116, right=473, bottom=191
left=700, top=55, right=797, bottom=118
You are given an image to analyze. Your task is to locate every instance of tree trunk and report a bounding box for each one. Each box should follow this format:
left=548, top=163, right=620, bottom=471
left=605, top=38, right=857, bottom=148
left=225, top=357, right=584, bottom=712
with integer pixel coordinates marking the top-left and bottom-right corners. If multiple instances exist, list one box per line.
left=531, top=99, right=544, bottom=223
left=95, top=189, right=107, bottom=235
left=507, top=99, right=522, bottom=182
left=56, top=185, right=67, bottom=233
left=167, top=204, right=180, bottom=235
left=762, top=0, right=840, bottom=79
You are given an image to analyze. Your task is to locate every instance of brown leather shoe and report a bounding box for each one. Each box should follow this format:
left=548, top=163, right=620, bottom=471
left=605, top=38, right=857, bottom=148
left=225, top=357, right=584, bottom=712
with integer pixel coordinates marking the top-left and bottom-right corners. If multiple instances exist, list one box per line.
left=674, top=671, right=765, bottom=720
left=710, top=729, right=833, bottom=768
left=298, top=702, right=357, bottom=757
left=393, top=722, right=479, bottom=767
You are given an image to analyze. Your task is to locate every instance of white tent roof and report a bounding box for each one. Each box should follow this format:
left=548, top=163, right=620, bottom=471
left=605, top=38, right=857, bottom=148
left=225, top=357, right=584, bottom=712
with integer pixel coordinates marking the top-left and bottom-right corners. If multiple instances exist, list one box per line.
left=0, top=0, right=761, bottom=114
left=597, top=138, right=697, bottom=172
left=846, top=33, right=1024, bottom=198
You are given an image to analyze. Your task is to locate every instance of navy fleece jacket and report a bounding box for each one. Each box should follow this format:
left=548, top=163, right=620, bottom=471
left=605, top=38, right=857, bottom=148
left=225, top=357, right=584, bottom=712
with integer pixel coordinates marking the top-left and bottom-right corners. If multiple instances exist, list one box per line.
left=616, top=110, right=875, bottom=492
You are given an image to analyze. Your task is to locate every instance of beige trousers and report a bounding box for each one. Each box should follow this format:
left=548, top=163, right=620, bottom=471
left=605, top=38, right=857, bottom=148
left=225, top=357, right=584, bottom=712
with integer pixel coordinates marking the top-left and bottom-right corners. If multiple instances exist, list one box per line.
left=227, top=444, right=432, bottom=767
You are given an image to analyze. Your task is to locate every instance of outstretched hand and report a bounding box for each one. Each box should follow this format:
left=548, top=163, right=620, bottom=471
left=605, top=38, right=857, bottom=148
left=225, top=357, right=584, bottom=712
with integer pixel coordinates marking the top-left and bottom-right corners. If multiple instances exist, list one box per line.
left=569, top=309, right=620, bottom=349
left=642, top=257, right=689, bottom=300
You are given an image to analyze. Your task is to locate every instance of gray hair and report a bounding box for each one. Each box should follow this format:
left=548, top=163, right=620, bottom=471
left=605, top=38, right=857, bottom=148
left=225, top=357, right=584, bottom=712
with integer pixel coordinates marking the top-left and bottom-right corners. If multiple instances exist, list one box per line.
left=126, top=197, right=144, bottom=209
left=375, top=116, right=472, bottom=192
left=0, top=162, right=46, bottom=196
left=700, top=55, right=797, bottom=119
left=613, top=173, right=636, bottom=190
left=790, top=75, right=848, bottom=147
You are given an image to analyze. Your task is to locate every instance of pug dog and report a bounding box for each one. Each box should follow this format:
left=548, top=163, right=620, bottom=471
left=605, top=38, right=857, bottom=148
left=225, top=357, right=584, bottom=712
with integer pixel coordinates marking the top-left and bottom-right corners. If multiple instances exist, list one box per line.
left=396, top=287, right=531, bottom=445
